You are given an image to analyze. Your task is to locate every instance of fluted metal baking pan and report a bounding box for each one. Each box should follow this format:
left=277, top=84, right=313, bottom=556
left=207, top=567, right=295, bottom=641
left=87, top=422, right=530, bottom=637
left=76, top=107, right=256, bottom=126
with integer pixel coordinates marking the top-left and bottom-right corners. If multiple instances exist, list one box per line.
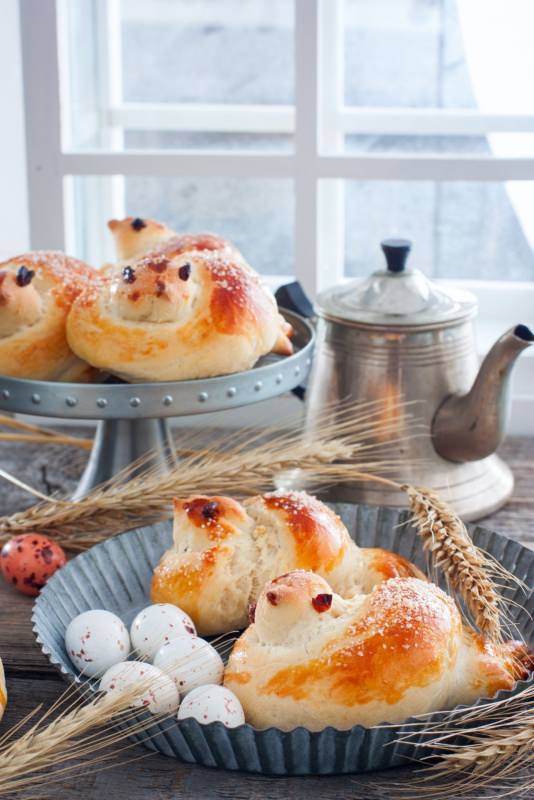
left=32, top=503, right=534, bottom=776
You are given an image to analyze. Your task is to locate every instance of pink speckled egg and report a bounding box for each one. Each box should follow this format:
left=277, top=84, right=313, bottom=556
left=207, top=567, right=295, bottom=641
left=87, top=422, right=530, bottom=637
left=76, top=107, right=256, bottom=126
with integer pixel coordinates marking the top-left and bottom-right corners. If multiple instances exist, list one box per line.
left=130, top=603, right=196, bottom=661
left=177, top=684, right=245, bottom=727
left=0, top=534, right=66, bottom=596
left=153, top=635, right=223, bottom=693
left=65, top=610, right=130, bottom=677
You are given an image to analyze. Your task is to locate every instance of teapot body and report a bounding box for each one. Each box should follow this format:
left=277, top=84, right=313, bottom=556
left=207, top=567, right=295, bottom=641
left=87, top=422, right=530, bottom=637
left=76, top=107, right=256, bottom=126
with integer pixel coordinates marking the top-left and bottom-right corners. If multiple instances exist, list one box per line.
left=305, top=315, right=513, bottom=520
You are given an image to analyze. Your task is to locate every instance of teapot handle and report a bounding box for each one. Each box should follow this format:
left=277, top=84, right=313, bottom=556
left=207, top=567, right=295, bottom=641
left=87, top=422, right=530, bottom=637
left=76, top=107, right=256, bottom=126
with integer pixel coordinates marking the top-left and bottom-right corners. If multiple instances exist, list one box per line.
left=275, top=281, right=315, bottom=400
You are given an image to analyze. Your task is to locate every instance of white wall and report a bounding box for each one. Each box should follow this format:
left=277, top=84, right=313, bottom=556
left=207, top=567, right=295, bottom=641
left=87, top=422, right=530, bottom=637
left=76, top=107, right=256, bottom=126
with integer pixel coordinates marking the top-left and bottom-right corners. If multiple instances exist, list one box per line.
left=0, top=0, right=29, bottom=259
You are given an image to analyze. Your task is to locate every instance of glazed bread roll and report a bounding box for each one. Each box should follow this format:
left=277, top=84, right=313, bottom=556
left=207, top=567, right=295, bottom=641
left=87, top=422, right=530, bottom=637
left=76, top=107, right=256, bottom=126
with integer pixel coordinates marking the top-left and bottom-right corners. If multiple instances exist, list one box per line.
left=0, top=252, right=95, bottom=381
left=107, top=216, right=239, bottom=264
left=224, top=571, right=531, bottom=730
left=67, top=243, right=293, bottom=382
left=151, top=490, right=424, bottom=635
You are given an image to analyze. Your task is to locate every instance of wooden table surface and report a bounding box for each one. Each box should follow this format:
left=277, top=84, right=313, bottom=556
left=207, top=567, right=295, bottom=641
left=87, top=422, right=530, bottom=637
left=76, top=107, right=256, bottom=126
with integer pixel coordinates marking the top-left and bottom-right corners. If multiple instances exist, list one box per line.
left=0, top=434, right=532, bottom=799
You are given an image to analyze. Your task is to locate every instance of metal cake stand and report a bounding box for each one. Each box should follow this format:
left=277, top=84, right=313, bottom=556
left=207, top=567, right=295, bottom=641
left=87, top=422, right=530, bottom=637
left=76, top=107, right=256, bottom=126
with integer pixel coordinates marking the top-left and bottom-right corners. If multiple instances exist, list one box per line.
left=0, top=310, right=314, bottom=499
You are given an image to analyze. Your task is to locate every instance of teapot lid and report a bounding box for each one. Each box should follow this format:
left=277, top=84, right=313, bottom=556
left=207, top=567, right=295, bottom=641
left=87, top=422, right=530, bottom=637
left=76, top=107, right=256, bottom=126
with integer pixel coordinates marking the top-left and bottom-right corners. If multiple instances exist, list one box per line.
left=316, top=239, right=477, bottom=327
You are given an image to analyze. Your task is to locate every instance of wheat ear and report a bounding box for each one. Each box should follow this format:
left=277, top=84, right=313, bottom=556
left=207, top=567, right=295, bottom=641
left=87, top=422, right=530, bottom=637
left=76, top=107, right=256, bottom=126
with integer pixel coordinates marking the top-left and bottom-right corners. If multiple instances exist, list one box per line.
left=402, top=485, right=507, bottom=642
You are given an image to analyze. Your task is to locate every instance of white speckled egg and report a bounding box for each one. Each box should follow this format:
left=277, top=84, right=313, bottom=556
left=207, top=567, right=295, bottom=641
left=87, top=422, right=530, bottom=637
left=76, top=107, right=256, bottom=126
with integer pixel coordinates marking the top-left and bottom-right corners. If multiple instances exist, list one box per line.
left=65, top=610, right=130, bottom=678
left=99, top=661, right=179, bottom=715
left=153, top=635, right=223, bottom=693
left=130, top=603, right=196, bottom=661
left=178, top=685, right=245, bottom=728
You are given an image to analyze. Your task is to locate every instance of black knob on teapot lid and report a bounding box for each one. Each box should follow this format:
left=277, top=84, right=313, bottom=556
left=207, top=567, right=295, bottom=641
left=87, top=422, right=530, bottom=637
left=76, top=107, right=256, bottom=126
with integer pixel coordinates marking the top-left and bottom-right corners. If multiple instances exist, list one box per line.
left=381, top=238, right=412, bottom=273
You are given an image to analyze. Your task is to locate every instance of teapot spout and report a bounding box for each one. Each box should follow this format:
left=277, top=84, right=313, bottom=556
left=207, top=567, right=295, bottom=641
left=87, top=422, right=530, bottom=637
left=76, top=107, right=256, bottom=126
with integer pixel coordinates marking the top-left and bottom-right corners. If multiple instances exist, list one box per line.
left=432, top=325, right=534, bottom=463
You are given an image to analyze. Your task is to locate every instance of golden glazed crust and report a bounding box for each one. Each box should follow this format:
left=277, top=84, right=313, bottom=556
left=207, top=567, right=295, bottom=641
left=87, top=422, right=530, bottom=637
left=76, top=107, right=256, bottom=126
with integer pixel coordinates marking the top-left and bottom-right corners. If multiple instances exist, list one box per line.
left=0, top=252, right=96, bottom=381
left=151, top=490, right=425, bottom=635
left=224, top=572, right=527, bottom=730
left=67, top=244, right=293, bottom=382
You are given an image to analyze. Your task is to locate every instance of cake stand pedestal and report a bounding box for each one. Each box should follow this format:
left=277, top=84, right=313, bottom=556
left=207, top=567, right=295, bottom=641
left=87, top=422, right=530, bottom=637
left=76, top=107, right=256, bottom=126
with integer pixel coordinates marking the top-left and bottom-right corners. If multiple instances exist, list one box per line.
left=0, top=311, right=313, bottom=499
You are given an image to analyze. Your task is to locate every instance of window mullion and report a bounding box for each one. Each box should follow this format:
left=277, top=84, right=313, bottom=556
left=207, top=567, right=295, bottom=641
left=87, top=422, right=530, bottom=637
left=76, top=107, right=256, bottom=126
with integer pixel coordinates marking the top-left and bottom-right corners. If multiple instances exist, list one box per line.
left=20, top=0, right=65, bottom=251
left=317, top=0, right=345, bottom=291
left=96, top=0, right=125, bottom=264
left=294, top=0, right=319, bottom=299
left=340, top=107, right=534, bottom=136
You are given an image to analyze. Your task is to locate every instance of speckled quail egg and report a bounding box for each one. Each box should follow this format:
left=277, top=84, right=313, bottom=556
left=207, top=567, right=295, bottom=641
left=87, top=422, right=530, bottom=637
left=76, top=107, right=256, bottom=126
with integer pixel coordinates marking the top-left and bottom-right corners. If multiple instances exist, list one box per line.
left=177, top=684, right=245, bottom=728
left=99, top=661, right=179, bottom=715
left=65, top=609, right=130, bottom=677
left=153, top=635, right=223, bottom=693
left=130, top=603, right=196, bottom=661
left=1, top=533, right=66, bottom=596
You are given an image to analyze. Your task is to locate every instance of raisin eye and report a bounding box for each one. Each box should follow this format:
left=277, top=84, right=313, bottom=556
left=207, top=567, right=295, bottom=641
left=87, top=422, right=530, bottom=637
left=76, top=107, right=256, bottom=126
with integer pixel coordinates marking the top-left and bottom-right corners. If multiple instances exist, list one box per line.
left=312, top=593, right=332, bottom=613
left=15, top=266, right=35, bottom=287
left=122, top=266, right=136, bottom=284
left=179, top=263, right=191, bottom=281
left=131, top=217, right=146, bottom=231
left=266, top=591, right=279, bottom=606
left=247, top=603, right=256, bottom=624
left=201, top=501, right=219, bottom=520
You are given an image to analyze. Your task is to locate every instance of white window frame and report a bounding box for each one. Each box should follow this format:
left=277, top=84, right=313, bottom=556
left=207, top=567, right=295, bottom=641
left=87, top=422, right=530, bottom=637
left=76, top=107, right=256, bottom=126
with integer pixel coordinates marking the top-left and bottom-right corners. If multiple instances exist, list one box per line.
left=21, top=0, right=534, bottom=276
left=18, top=0, right=534, bottom=429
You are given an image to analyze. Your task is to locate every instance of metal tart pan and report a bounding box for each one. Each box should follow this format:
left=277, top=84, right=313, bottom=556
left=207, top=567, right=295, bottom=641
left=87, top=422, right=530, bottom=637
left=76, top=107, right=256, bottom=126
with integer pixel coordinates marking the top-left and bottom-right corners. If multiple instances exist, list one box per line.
left=32, top=503, right=533, bottom=776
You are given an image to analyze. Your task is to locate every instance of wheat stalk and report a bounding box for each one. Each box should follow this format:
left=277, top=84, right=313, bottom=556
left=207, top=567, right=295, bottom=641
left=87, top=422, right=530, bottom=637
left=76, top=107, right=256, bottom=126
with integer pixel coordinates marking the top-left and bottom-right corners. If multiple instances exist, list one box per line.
left=0, top=432, right=93, bottom=449
left=441, top=722, right=533, bottom=777
left=402, top=485, right=510, bottom=643
left=0, top=681, right=163, bottom=796
left=384, top=681, right=534, bottom=798
left=402, top=724, right=534, bottom=799
left=0, top=636, right=239, bottom=796
left=0, top=413, right=93, bottom=449
left=0, top=399, right=418, bottom=549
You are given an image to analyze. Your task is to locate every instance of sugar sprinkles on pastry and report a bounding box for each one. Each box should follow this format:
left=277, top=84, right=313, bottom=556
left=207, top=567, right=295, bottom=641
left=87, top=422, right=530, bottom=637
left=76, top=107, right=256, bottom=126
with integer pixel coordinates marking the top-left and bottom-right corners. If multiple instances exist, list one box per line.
left=66, top=216, right=293, bottom=382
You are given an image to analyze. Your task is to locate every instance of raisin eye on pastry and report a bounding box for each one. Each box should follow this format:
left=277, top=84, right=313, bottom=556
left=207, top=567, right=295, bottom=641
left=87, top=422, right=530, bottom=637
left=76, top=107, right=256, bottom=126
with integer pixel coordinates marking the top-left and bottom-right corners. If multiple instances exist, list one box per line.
left=224, top=571, right=532, bottom=730
left=0, top=252, right=96, bottom=381
left=150, top=490, right=425, bottom=635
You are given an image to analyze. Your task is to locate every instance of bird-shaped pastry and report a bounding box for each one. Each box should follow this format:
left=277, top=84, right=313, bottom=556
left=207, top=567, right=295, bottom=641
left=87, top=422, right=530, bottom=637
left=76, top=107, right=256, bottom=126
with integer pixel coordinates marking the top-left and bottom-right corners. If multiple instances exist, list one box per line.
left=224, top=570, right=532, bottom=730
left=66, top=216, right=293, bottom=382
left=0, top=252, right=95, bottom=381
left=151, top=490, right=425, bottom=635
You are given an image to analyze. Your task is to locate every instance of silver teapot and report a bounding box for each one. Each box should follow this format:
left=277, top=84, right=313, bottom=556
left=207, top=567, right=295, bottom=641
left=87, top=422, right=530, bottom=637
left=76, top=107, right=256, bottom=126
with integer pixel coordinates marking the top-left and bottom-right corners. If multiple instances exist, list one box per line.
left=304, top=239, right=533, bottom=520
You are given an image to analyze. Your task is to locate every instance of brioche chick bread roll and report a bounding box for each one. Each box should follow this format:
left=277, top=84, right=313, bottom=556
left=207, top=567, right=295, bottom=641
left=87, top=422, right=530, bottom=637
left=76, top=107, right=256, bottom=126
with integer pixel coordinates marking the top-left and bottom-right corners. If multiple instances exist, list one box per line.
left=67, top=245, right=293, bottom=382
left=224, top=571, right=532, bottom=730
left=0, top=251, right=96, bottom=381
left=151, top=490, right=425, bottom=635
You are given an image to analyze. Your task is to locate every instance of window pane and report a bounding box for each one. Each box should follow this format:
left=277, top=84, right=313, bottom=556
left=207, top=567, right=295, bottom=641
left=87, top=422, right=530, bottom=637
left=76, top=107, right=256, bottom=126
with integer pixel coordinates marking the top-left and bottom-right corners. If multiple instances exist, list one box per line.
left=344, top=0, right=533, bottom=109
left=62, top=0, right=294, bottom=152
left=344, top=181, right=534, bottom=281
left=67, top=176, right=294, bottom=277
left=121, top=0, right=294, bottom=105
left=343, top=1, right=534, bottom=155
left=344, top=0, right=448, bottom=108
